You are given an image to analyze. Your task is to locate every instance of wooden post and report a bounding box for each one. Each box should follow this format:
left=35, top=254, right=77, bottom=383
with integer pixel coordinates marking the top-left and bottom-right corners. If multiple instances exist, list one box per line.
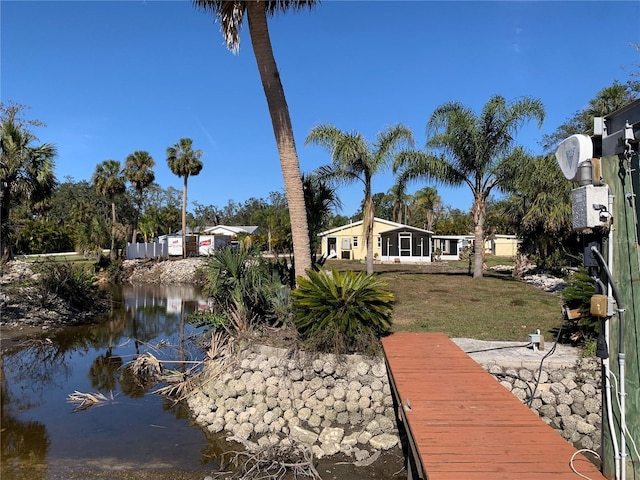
left=600, top=101, right=640, bottom=479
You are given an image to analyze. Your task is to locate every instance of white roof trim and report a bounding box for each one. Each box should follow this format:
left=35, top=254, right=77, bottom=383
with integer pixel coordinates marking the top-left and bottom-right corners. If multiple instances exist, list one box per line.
left=204, top=225, right=259, bottom=234
left=432, top=235, right=471, bottom=240
left=379, top=225, right=433, bottom=235
left=318, top=217, right=406, bottom=236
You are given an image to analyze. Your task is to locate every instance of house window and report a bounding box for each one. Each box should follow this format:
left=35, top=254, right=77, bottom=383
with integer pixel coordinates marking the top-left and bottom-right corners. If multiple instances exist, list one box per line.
left=377, top=236, right=381, bottom=248
left=352, top=236, right=358, bottom=248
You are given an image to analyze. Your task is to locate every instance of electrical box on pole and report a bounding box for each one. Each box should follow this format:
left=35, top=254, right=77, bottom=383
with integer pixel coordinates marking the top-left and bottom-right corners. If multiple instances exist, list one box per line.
left=571, top=185, right=610, bottom=230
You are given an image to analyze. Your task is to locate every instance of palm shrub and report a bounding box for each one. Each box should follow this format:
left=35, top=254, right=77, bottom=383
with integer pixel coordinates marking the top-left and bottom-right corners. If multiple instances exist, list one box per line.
left=198, top=247, right=292, bottom=330
left=292, top=269, right=394, bottom=354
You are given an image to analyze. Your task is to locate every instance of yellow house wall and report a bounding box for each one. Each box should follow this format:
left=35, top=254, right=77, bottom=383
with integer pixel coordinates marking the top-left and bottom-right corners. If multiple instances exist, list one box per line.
left=321, top=222, right=390, bottom=260
left=492, top=237, right=519, bottom=256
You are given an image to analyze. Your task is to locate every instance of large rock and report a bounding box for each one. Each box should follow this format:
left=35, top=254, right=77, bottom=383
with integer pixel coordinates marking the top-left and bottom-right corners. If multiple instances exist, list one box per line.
left=369, top=433, right=399, bottom=450
left=290, top=425, right=318, bottom=444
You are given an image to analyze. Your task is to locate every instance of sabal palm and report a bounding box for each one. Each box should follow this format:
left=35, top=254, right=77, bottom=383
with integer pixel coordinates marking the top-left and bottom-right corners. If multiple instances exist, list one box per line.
left=92, top=160, right=126, bottom=259
left=167, top=138, right=203, bottom=259
left=0, top=120, right=57, bottom=261
left=123, top=150, right=156, bottom=243
left=192, top=0, right=314, bottom=279
left=395, top=95, right=545, bottom=278
left=306, top=123, right=414, bottom=275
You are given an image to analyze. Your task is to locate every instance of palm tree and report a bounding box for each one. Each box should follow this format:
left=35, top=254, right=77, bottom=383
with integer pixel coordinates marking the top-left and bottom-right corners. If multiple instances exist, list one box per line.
left=302, top=173, right=342, bottom=260
left=123, top=150, right=156, bottom=243
left=306, top=123, right=414, bottom=275
left=92, top=160, right=126, bottom=260
left=388, top=181, right=411, bottom=224
left=192, top=0, right=315, bottom=280
left=500, top=154, right=575, bottom=269
left=395, top=95, right=545, bottom=278
left=166, top=138, right=203, bottom=259
left=412, top=186, right=441, bottom=231
left=0, top=120, right=57, bottom=262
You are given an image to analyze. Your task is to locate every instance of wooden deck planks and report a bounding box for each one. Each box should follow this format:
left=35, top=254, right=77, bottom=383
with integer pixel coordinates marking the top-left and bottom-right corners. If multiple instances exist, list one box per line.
left=382, top=332, right=605, bottom=480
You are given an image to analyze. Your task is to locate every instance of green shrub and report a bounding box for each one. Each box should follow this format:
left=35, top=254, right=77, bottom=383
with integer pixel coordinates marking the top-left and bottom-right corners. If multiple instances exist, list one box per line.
left=31, top=261, right=101, bottom=309
left=561, top=267, right=599, bottom=344
left=188, top=311, right=230, bottom=331
left=16, top=219, right=74, bottom=254
left=292, top=269, right=394, bottom=354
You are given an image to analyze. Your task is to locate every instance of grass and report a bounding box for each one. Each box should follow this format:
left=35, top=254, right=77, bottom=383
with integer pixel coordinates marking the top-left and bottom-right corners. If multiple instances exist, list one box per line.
left=20, top=252, right=101, bottom=264
left=325, top=257, right=565, bottom=342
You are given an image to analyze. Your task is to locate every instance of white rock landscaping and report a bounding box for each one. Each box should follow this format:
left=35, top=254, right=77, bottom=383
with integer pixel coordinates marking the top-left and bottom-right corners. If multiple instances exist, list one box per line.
left=187, top=344, right=399, bottom=460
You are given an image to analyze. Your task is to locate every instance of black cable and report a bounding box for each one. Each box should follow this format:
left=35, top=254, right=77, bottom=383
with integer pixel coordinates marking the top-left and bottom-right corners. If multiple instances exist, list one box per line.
left=491, top=372, right=534, bottom=402
left=527, top=323, right=563, bottom=408
left=464, top=343, right=532, bottom=354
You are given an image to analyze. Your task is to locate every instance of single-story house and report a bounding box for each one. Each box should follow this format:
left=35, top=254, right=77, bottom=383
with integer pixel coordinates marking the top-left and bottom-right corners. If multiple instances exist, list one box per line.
left=203, top=225, right=260, bottom=237
left=318, top=217, right=433, bottom=264
left=431, top=234, right=520, bottom=260
left=431, top=235, right=470, bottom=261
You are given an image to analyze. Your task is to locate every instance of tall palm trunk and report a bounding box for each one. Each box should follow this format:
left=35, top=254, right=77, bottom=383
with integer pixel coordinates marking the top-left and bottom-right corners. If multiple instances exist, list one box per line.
left=363, top=177, right=375, bottom=275
left=471, top=198, right=486, bottom=279
left=181, top=176, right=188, bottom=259
left=246, top=2, right=311, bottom=280
left=110, top=200, right=117, bottom=260
left=1, top=195, right=11, bottom=261
left=131, top=193, right=142, bottom=244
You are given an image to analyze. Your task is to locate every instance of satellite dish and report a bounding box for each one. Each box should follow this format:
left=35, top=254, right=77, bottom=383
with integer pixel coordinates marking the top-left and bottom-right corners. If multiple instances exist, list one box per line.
left=555, top=134, right=593, bottom=181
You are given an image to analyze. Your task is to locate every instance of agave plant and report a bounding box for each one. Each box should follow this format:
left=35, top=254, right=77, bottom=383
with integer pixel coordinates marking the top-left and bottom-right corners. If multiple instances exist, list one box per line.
left=292, top=269, right=394, bottom=354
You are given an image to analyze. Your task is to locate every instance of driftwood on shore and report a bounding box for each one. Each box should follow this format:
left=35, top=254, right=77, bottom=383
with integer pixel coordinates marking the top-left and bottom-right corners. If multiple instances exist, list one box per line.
left=214, top=443, right=322, bottom=480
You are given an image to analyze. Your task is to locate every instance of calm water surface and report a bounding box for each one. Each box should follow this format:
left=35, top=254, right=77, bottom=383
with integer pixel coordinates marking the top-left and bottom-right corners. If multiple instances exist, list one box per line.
left=1, top=284, right=224, bottom=479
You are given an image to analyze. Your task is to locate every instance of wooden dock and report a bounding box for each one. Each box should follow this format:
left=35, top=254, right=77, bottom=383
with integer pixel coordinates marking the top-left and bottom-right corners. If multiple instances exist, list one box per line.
left=382, top=332, right=606, bottom=480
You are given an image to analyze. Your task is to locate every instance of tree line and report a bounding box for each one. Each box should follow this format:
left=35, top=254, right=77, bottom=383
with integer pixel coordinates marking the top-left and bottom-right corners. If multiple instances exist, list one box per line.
left=2, top=71, right=638, bottom=274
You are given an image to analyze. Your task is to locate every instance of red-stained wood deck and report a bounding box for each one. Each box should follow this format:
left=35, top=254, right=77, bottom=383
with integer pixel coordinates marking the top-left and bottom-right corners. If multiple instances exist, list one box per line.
left=382, top=332, right=606, bottom=480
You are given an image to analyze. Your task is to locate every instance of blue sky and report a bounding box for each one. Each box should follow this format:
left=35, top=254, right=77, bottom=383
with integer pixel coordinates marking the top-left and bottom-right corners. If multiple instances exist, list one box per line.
left=2, top=1, right=639, bottom=218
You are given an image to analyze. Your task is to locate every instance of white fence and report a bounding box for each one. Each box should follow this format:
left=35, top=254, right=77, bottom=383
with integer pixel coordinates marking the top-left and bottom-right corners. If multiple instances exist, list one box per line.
left=126, top=242, right=168, bottom=260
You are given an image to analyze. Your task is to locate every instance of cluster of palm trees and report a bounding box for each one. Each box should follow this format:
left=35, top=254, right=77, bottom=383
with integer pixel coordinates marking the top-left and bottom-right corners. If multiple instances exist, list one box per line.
left=304, top=96, right=545, bottom=278
left=92, top=138, right=203, bottom=260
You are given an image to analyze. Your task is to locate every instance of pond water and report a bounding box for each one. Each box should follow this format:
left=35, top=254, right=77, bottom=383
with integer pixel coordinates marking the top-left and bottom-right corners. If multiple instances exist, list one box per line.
left=1, top=284, right=223, bottom=480
left=1, top=284, right=407, bottom=480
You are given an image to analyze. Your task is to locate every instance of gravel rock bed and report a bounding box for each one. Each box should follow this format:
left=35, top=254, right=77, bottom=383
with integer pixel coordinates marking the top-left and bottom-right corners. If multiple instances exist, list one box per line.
left=123, top=258, right=205, bottom=284
left=187, top=344, right=400, bottom=460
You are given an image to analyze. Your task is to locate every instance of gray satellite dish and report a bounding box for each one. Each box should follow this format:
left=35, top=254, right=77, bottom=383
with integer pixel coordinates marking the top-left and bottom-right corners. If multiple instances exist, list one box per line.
left=555, top=134, right=593, bottom=181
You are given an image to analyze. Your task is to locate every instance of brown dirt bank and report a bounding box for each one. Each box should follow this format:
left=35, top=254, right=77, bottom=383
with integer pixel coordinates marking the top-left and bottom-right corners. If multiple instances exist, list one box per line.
left=0, top=260, right=109, bottom=352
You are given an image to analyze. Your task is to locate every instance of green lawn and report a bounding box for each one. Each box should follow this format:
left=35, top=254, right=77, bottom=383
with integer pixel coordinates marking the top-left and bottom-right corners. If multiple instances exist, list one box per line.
left=325, top=258, right=565, bottom=341
left=19, top=250, right=108, bottom=263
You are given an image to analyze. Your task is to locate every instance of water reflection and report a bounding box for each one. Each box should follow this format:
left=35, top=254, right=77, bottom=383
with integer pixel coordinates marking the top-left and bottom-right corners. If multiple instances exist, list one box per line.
left=1, top=283, right=218, bottom=479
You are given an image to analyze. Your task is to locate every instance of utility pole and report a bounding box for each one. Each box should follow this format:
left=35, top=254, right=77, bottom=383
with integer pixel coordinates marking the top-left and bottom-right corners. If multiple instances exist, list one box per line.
left=555, top=100, right=639, bottom=479
left=598, top=101, right=640, bottom=479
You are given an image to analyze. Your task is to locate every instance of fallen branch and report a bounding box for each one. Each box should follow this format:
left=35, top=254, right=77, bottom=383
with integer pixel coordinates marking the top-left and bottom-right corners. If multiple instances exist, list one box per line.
left=66, top=390, right=116, bottom=412
left=213, top=443, right=321, bottom=480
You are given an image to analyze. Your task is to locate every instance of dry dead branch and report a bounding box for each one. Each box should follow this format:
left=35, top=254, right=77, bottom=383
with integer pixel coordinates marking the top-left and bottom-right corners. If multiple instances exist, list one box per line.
left=147, top=331, right=236, bottom=402
left=213, top=443, right=321, bottom=480
left=66, top=390, right=116, bottom=412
